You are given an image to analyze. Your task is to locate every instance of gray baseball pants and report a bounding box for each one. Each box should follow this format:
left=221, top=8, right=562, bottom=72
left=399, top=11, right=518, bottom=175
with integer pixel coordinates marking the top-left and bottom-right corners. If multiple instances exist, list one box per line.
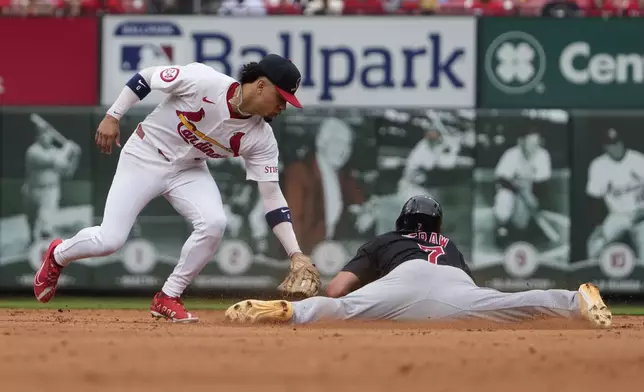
left=291, top=259, right=581, bottom=324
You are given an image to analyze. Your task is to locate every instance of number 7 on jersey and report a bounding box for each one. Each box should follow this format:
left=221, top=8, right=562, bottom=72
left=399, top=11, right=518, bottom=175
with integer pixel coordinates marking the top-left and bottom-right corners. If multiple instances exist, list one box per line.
left=418, top=244, right=445, bottom=264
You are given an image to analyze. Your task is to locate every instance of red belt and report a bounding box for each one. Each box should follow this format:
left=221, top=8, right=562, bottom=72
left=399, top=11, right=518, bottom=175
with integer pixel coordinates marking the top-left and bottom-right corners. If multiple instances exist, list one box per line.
left=136, top=125, right=202, bottom=162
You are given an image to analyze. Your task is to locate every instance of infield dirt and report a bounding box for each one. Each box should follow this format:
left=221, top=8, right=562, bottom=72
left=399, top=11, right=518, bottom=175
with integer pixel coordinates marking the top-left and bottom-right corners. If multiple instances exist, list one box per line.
left=1, top=309, right=643, bottom=392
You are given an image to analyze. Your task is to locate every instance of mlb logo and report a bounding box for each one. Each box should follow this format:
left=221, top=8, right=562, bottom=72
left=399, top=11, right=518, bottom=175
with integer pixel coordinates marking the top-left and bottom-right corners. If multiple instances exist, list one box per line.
left=121, top=44, right=173, bottom=71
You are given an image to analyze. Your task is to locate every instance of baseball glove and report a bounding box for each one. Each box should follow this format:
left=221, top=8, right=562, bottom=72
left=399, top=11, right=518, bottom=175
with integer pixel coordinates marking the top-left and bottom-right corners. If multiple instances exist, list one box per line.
left=278, top=253, right=321, bottom=299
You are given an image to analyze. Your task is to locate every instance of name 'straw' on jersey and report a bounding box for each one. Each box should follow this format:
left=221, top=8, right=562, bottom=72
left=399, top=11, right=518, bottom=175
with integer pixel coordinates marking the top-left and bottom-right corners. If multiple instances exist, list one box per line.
left=356, top=231, right=472, bottom=281
left=587, top=150, right=644, bottom=213
left=401, top=231, right=451, bottom=263
left=137, top=63, right=280, bottom=183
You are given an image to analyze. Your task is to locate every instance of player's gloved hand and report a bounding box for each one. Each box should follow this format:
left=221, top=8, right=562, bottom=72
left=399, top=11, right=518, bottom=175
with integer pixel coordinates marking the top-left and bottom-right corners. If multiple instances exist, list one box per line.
left=95, top=115, right=121, bottom=155
left=277, top=252, right=321, bottom=300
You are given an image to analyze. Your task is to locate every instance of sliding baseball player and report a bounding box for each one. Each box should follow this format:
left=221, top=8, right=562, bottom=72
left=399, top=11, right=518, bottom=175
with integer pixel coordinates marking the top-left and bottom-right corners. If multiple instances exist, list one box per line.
left=33, top=54, right=321, bottom=322
left=225, top=195, right=612, bottom=329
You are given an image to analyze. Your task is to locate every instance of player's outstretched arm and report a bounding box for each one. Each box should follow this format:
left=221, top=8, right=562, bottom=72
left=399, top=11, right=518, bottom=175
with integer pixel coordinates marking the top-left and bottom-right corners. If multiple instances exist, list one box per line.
left=326, top=245, right=377, bottom=298
left=106, top=65, right=197, bottom=121
left=256, top=181, right=321, bottom=299
left=97, top=65, right=199, bottom=154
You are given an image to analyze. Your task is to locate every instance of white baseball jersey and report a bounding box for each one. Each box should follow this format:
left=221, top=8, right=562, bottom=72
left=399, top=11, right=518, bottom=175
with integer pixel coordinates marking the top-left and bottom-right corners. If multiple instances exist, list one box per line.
left=586, top=150, right=644, bottom=214
left=138, top=63, right=279, bottom=182
left=495, top=145, right=551, bottom=184
left=402, top=137, right=460, bottom=179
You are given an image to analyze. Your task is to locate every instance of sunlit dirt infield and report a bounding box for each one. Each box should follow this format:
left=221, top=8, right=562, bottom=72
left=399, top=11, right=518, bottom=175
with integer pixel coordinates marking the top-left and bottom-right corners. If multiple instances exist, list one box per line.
left=1, top=309, right=643, bottom=392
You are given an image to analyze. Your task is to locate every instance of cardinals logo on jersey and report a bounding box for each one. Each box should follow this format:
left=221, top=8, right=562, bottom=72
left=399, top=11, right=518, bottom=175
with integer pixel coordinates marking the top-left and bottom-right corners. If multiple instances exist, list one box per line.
left=176, top=109, right=245, bottom=158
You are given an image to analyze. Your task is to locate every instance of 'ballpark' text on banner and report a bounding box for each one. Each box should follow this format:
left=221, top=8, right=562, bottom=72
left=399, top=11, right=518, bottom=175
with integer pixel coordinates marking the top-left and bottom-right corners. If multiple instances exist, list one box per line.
left=100, top=16, right=476, bottom=108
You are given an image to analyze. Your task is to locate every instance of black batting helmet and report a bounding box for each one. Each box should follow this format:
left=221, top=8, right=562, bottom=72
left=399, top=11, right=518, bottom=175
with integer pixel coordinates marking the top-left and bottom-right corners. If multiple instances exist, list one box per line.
left=395, top=195, right=443, bottom=233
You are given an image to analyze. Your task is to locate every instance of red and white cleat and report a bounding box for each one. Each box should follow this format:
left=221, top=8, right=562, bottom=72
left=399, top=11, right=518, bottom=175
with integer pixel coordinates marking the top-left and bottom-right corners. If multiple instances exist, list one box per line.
left=150, top=292, right=199, bottom=324
left=33, top=239, right=63, bottom=303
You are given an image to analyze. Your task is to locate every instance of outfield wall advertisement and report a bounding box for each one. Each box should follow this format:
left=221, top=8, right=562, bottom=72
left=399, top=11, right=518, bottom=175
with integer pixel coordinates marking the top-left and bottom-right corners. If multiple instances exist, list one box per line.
left=478, top=18, right=644, bottom=109
left=100, top=16, right=477, bottom=108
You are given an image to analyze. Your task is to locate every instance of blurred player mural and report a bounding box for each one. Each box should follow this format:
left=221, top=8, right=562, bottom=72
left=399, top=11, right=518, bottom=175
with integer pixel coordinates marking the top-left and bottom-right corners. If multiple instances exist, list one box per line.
left=361, top=108, right=476, bottom=261
left=11, top=108, right=644, bottom=296
left=0, top=110, right=92, bottom=290
left=23, top=114, right=83, bottom=244
left=471, top=110, right=571, bottom=290
left=570, top=112, right=644, bottom=293
left=277, top=109, right=377, bottom=281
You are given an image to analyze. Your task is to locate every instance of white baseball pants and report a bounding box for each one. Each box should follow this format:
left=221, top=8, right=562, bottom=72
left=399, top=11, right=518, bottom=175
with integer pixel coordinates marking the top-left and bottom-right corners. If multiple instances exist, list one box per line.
left=54, top=132, right=227, bottom=297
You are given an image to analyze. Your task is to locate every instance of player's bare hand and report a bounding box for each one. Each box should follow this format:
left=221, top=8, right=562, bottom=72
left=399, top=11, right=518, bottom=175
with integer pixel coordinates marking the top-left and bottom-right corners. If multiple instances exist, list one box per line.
left=95, top=115, right=121, bottom=155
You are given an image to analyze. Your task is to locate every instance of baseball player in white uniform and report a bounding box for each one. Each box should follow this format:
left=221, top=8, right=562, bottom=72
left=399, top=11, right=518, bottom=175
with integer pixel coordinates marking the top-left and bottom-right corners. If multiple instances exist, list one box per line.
left=397, top=130, right=458, bottom=196
left=586, top=128, right=644, bottom=260
left=493, top=128, right=552, bottom=245
left=33, top=54, right=321, bottom=322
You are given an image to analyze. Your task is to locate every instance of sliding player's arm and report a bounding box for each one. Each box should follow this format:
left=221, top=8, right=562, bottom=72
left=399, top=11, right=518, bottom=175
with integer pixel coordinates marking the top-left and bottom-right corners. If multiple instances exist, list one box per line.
left=327, top=245, right=378, bottom=298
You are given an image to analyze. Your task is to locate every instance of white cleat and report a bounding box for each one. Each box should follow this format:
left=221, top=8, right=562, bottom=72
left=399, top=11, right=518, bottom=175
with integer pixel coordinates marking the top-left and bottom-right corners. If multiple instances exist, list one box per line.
left=578, top=283, right=612, bottom=329
left=225, top=300, right=293, bottom=324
